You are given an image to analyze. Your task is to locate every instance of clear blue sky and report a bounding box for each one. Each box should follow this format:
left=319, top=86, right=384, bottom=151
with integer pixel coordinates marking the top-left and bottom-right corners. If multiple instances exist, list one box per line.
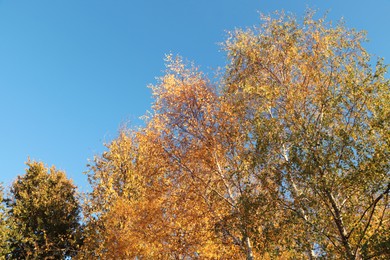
left=1, top=0, right=389, bottom=191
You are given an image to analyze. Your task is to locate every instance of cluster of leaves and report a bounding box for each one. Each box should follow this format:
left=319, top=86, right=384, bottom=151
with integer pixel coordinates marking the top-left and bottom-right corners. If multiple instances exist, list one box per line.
left=0, top=161, right=82, bottom=259
left=80, top=11, right=389, bottom=260
left=0, top=10, right=389, bottom=259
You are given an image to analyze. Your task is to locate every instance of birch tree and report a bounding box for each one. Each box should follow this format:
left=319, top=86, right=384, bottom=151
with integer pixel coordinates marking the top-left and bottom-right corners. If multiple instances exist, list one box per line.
left=224, top=11, right=389, bottom=259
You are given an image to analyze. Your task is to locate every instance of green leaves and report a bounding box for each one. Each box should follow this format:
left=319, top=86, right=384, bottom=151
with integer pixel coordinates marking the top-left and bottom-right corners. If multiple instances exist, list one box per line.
left=6, top=161, right=82, bottom=259
left=224, top=10, right=389, bottom=259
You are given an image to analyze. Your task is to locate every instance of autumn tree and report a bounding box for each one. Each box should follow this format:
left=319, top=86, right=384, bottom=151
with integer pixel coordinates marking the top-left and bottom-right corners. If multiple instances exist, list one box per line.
left=147, top=55, right=291, bottom=259
left=79, top=131, right=150, bottom=258
left=83, top=56, right=296, bottom=259
left=82, top=69, right=231, bottom=257
left=81, top=126, right=231, bottom=258
left=6, top=161, right=82, bottom=259
left=224, top=11, right=390, bottom=259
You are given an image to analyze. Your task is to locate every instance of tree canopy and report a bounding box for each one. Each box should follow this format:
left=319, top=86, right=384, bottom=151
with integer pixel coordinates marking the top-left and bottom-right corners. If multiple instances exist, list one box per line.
left=82, top=11, right=389, bottom=259
left=5, top=161, right=82, bottom=259
left=0, top=10, right=388, bottom=260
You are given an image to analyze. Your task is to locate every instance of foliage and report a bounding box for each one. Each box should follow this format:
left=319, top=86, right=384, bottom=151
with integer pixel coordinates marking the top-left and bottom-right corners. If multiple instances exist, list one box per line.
left=224, top=10, right=390, bottom=259
left=0, top=9, right=382, bottom=260
left=82, top=10, right=389, bottom=259
left=6, top=161, right=82, bottom=259
left=0, top=184, right=10, bottom=258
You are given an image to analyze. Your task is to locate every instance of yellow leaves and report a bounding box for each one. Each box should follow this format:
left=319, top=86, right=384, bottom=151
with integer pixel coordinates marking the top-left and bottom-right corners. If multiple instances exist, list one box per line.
left=102, top=197, right=163, bottom=258
left=80, top=9, right=390, bottom=260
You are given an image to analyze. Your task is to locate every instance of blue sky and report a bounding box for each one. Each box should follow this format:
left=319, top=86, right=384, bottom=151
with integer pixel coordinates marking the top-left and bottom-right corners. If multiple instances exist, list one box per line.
left=0, top=0, right=389, bottom=191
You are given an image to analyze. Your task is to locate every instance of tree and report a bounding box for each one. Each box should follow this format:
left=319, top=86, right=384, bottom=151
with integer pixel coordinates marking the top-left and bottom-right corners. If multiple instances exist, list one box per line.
left=83, top=55, right=299, bottom=259
left=147, top=55, right=291, bottom=259
left=80, top=131, right=150, bottom=258
left=81, top=128, right=230, bottom=258
left=6, top=161, right=82, bottom=259
left=224, top=10, right=390, bottom=259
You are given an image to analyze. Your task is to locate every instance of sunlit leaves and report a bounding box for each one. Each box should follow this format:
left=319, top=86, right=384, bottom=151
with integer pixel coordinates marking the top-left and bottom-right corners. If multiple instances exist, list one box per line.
left=6, top=161, right=82, bottom=259
left=224, top=10, right=389, bottom=259
left=82, top=10, right=389, bottom=259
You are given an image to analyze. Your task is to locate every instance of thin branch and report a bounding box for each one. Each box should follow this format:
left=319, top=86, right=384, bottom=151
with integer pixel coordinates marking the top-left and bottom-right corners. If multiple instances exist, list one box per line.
left=348, top=182, right=390, bottom=239
left=353, top=183, right=390, bottom=257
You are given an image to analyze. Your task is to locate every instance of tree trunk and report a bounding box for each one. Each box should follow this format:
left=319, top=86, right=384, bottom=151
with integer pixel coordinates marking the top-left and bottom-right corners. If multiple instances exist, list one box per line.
left=245, top=236, right=254, bottom=260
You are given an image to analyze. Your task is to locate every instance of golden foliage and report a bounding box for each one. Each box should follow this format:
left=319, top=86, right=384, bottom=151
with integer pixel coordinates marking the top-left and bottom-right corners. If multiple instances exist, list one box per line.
left=81, top=10, right=389, bottom=259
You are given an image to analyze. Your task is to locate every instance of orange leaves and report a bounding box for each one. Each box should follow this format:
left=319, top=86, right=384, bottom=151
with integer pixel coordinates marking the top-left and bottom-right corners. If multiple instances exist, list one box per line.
left=151, top=55, right=218, bottom=140
left=82, top=10, right=389, bottom=260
